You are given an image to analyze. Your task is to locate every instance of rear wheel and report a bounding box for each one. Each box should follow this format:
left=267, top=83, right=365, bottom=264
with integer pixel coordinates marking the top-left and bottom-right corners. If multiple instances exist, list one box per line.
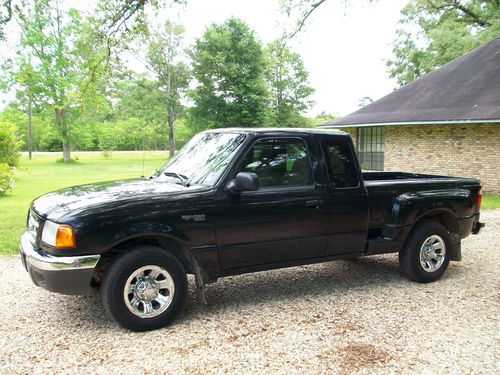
left=101, top=246, right=187, bottom=331
left=399, top=221, right=451, bottom=283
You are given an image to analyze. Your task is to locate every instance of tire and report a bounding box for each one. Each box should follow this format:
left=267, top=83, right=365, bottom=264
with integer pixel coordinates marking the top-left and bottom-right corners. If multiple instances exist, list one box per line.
left=399, top=220, right=451, bottom=283
left=101, top=246, right=187, bottom=331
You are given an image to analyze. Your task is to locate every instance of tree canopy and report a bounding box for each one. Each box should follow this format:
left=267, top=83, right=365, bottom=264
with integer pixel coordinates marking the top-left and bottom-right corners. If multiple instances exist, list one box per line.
left=387, top=0, right=500, bottom=86
left=190, top=17, right=270, bottom=128
left=1, top=3, right=321, bottom=164
left=265, top=39, right=314, bottom=126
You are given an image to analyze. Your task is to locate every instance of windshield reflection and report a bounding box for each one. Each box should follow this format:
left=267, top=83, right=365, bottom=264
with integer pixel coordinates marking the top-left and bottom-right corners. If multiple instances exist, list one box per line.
left=157, top=132, right=246, bottom=186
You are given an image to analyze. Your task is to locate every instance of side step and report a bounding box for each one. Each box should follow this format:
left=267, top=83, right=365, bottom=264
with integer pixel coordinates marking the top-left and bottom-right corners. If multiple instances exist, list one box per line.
left=365, top=237, right=398, bottom=255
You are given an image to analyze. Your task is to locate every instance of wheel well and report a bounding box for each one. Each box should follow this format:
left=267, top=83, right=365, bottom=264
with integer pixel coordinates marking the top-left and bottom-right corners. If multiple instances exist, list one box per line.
left=416, top=212, right=459, bottom=234
left=92, top=236, right=193, bottom=286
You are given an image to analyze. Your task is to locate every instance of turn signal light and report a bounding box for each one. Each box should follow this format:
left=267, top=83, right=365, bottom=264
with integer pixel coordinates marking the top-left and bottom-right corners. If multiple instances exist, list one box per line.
left=55, top=225, right=76, bottom=248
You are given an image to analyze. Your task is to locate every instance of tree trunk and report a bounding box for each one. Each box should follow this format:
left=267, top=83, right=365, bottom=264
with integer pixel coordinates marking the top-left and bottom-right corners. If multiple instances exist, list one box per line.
left=62, top=142, right=71, bottom=161
left=28, top=92, right=32, bottom=160
left=55, top=107, right=71, bottom=162
left=168, top=107, right=175, bottom=158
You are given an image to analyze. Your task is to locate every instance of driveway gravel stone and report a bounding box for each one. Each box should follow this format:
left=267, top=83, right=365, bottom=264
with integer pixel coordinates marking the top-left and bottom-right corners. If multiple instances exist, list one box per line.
left=0, top=210, right=498, bottom=374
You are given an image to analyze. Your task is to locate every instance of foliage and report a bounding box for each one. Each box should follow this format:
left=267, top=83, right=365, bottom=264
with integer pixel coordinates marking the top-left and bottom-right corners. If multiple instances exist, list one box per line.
left=280, top=0, right=329, bottom=39
left=98, top=118, right=153, bottom=151
left=0, top=0, right=13, bottom=40
left=9, top=0, right=114, bottom=161
left=190, top=17, right=270, bottom=129
left=265, top=39, right=314, bottom=127
left=0, top=120, right=21, bottom=166
left=0, top=162, right=15, bottom=195
left=0, top=120, right=21, bottom=196
left=146, top=20, right=191, bottom=156
left=309, top=111, right=336, bottom=126
left=2, top=7, right=316, bottom=155
left=387, top=0, right=500, bottom=86
left=13, top=0, right=81, bottom=161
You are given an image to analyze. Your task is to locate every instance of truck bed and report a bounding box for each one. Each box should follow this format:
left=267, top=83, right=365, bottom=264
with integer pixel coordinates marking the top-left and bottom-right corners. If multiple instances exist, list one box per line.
left=363, top=171, right=478, bottom=185
left=362, top=172, right=481, bottom=230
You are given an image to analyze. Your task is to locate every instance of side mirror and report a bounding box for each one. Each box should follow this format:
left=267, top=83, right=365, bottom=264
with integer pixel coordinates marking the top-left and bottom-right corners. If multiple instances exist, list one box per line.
left=226, top=172, right=260, bottom=194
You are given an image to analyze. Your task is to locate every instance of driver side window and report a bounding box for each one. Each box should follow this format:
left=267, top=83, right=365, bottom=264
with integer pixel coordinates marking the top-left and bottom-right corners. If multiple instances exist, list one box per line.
left=240, top=138, right=313, bottom=188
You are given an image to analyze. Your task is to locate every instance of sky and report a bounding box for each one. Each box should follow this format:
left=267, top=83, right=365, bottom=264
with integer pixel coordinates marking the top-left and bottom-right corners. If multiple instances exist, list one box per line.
left=0, top=0, right=409, bottom=117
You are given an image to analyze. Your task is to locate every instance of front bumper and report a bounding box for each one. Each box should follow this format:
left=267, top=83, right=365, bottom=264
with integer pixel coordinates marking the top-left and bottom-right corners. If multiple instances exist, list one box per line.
left=19, top=232, right=100, bottom=295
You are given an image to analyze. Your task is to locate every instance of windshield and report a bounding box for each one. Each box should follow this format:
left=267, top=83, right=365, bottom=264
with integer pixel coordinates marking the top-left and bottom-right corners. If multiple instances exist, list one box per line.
left=156, top=132, right=246, bottom=186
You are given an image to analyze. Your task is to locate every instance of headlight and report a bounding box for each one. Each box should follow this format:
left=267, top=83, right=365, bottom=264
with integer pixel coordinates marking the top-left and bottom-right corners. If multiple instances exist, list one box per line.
left=41, top=221, right=76, bottom=248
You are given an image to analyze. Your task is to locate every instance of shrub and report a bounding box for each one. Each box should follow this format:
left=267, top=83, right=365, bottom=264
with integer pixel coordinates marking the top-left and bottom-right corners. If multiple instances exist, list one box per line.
left=0, top=163, right=15, bottom=195
left=0, top=121, right=22, bottom=166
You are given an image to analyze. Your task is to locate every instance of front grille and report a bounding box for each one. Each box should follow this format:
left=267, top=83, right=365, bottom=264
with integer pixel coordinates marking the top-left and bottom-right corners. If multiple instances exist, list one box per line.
left=27, top=210, right=43, bottom=246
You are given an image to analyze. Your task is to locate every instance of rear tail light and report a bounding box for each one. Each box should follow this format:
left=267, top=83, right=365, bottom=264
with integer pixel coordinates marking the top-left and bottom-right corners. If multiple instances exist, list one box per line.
left=476, top=189, right=482, bottom=211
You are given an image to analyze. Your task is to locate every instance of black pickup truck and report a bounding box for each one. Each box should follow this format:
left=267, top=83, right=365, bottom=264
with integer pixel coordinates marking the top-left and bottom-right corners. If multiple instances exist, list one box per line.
left=20, top=128, right=484, bottom=331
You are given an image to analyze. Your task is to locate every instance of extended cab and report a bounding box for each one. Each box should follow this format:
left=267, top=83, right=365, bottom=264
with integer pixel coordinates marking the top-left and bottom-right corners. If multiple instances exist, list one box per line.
left=20, top=129, right=484, bottom=331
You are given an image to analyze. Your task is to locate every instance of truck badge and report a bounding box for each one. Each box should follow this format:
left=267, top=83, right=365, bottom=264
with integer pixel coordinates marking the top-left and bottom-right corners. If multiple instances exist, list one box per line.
left=181, top=214, right=206, bottom=222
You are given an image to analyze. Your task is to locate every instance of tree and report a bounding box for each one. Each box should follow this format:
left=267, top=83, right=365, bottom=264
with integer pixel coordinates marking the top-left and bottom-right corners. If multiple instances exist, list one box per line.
left=387, top=0, right=500, bottom=86
left=265, top=39, right=314, bottom=126
left=145, top=20, right=190, bottom=157
left=0, top=0, right=13, bottom=40
left=12, top=0, right=111, bottom=161
left=280, top=0, right=328, bottom=39
left=111, top=75, right=169, bottom=150
left=190, top=17, right=269, bottom=128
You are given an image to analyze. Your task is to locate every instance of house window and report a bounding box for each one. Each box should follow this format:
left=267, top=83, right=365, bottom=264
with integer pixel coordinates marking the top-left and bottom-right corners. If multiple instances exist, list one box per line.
left=357, top=127, right=384, bottom=171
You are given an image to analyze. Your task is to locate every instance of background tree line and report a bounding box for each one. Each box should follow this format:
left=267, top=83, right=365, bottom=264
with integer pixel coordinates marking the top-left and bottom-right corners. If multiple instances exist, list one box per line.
left=0, top=1, right=321, bottom=163
left=0, top=0, right=498, bottom=168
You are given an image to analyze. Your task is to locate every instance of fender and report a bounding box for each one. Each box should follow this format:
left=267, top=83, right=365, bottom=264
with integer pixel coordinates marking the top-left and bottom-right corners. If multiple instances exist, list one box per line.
left=390, top=189, right=473, bottom=227
left=105, top=222, right=189, bottom=250
left=390, top=189, right=470, bottom=261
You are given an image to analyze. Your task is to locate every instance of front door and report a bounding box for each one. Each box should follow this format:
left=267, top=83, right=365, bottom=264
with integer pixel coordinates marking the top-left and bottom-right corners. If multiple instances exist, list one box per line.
left=214, top=136, right=329, bottom=269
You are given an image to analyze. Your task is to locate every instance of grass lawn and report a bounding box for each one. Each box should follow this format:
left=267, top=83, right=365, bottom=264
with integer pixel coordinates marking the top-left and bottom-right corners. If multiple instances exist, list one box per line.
left=483, top=193, right=500, bottom=209
left=0, top=151, right=169, bottom=255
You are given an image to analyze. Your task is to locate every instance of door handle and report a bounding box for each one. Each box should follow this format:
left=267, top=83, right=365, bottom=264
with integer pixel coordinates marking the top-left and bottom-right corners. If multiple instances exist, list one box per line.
left=305, top=199, right=321, bottom=208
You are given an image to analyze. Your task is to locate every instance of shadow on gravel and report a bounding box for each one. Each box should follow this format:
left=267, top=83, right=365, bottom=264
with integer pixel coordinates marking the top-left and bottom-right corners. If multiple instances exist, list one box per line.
left=57, top=255, right=409, bottom=329
left=51, top=254, right=467, bottom=330
left=198, top=256, right=403, bottom=309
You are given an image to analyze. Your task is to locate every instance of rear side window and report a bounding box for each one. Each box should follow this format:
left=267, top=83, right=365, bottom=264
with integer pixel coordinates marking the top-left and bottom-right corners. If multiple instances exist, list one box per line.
left=323, top=141, right=359, bottom=188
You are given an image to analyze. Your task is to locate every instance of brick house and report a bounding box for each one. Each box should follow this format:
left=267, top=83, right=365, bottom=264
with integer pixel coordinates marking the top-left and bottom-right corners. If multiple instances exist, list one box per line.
left=320, top=37, right=500, bottom=193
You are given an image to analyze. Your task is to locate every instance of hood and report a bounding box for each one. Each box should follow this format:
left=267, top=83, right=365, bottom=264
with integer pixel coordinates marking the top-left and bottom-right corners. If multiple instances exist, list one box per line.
left=31, top=178, right=194, bottom=221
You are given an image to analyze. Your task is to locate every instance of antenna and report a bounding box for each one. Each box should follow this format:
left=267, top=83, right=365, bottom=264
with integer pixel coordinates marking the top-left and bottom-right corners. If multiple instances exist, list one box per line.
left=141, top=144, right=146, bottom=178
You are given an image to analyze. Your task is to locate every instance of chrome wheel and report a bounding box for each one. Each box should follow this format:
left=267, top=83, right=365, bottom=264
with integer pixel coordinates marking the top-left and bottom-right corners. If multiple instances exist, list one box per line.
left=419, top=235, right=446, bottom=273
left=123, top=265, right=175, bottom=318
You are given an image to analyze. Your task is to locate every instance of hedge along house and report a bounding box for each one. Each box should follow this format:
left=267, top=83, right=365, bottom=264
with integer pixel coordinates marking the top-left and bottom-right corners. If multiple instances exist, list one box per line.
left=319, top=37, right=500, bottom=193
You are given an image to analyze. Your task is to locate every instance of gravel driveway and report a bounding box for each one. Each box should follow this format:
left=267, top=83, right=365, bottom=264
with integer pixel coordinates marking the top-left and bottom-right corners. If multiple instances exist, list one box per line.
left=1, top=210, right=498, bottom=374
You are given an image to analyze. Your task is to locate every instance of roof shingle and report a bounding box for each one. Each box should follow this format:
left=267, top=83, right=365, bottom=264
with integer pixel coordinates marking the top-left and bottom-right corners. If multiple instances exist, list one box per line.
left=322, top=37, right=500, bottom=127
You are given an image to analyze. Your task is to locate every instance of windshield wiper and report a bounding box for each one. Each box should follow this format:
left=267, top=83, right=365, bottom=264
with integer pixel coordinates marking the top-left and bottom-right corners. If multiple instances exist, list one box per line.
left=162, top=172, right=190, bottom=187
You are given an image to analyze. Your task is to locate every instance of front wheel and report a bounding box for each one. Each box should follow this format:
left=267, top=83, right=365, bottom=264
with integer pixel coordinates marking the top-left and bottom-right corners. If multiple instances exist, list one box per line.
left=101, top=246, right=187, bottom=331
left=399, top=221, right=451, bottom=283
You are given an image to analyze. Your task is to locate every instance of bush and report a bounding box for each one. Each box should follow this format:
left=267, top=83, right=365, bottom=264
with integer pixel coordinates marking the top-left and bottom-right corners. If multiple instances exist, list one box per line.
left=0, top=121, right=22, bottom=166
left=0, top=163, right=15, bottom=195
